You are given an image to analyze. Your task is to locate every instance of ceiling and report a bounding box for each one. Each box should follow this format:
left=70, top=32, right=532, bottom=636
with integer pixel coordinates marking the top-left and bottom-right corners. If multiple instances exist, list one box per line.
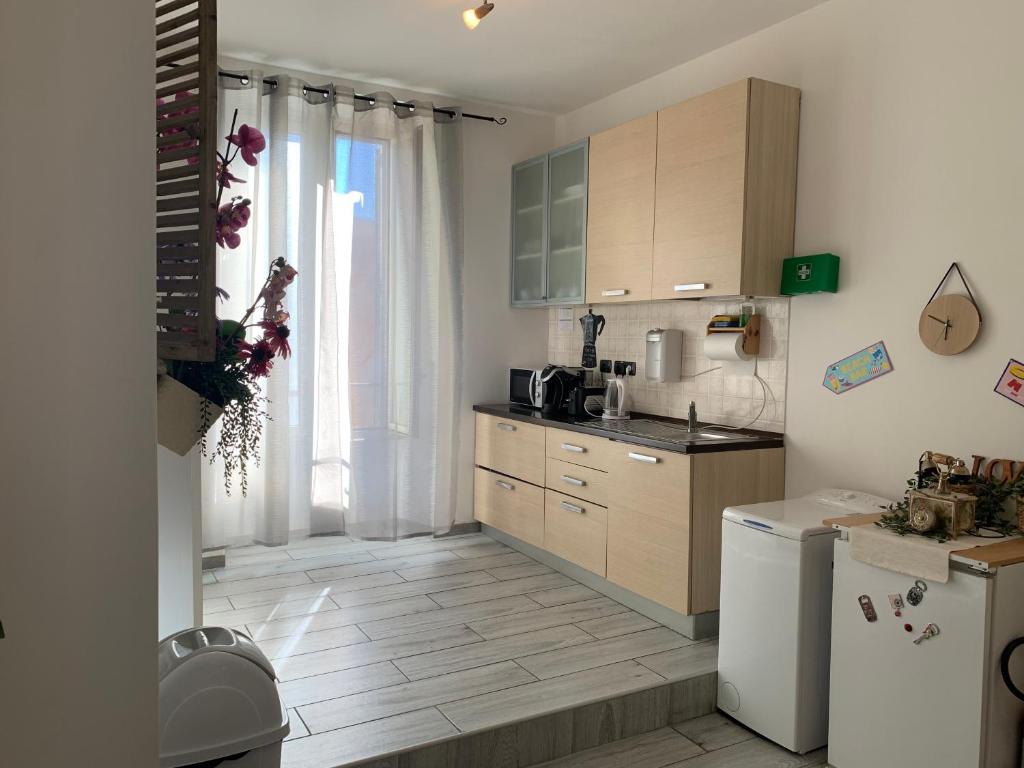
left=218, top=0, right=827, bottom=114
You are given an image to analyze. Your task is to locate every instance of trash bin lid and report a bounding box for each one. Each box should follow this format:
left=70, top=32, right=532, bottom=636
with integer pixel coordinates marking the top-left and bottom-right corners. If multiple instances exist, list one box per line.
left=159, top=627, right=289, bottom=767
left=159, top=626, right=276, bottom=682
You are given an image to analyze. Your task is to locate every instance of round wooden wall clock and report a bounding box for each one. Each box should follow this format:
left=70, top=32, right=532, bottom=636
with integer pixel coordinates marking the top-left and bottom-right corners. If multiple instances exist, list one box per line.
left=918, top=263, right=982, bottom=356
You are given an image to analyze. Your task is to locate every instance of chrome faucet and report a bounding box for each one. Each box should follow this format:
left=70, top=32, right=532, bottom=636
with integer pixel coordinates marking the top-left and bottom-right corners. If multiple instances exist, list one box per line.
left=687, top=401, right=698, bottom=432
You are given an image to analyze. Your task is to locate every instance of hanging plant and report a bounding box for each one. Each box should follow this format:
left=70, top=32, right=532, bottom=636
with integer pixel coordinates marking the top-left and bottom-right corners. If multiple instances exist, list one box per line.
left=160, top=108, right=297, bottom=495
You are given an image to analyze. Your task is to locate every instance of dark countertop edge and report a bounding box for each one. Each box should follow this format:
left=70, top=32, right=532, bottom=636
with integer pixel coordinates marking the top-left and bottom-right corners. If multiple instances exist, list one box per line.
left=473, top=403, right=785, bottom=455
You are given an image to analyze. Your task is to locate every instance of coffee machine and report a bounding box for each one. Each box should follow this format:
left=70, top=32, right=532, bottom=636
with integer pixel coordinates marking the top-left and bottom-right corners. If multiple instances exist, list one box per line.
left=534, top=365, right=586, bottom=417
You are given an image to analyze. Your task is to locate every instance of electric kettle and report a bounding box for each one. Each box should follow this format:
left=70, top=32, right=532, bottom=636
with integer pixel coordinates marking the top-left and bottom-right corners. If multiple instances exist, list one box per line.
left=602, top=376, right=630, bottom=420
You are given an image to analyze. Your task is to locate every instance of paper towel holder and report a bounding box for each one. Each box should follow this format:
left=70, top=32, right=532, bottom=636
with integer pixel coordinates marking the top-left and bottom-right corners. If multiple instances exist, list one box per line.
left=705, top=314, right=762, bottom=356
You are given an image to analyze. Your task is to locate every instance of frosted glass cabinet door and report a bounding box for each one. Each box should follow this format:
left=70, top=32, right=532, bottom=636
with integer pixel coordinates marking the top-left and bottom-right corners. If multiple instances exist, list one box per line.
left=546, top=140, right=588, bottom=303
left=511, top=157, right=547, bottom=305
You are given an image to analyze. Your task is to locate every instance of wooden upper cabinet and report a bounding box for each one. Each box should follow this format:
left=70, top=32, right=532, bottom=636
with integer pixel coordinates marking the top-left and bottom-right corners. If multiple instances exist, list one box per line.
left=585, top=113, right=657, bottom=303
left=652, top=78, right=800, bottom=300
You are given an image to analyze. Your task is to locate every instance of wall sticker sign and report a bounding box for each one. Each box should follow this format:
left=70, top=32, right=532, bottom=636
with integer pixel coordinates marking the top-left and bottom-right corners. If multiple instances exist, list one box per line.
left=823, top=341, right=894, bottom=394
left=994, top=358, right=1024, bottom=408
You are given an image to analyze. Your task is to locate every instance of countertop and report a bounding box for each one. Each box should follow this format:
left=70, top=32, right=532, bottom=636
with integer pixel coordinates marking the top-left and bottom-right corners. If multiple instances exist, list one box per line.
left=824, top=513, right=1024, bottom=569
left=474, top=403, right=785, bottom=455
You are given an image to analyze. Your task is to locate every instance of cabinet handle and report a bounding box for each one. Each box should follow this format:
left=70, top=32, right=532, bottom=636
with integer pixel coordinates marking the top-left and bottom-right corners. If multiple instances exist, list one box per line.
left=561, top=443, right=585, bottom=453
left=496, top=422, right=516, bottom=432
left=495, top=479, right=515, bottom=491
left=560, top=474, right=585, bottom=487
left=601, top=289, right=627, bottom=297
left=628, top=451, right=659, bottom=464
left=673, top=283, right=708, bottom=292
left=560, top=501, right=585, bottom=514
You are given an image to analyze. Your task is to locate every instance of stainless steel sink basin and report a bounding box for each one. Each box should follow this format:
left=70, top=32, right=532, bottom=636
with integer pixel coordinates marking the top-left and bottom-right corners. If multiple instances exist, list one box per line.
left=588, top=418, right=751, bottom=445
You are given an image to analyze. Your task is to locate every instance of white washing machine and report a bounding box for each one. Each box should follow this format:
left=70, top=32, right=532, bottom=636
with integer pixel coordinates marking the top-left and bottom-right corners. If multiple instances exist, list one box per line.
left=717, top=489, right=892, bottom=754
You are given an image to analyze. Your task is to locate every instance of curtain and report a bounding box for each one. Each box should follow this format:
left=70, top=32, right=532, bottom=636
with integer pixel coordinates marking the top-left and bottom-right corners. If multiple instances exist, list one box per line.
left=202, top=71, right=463, bottom=549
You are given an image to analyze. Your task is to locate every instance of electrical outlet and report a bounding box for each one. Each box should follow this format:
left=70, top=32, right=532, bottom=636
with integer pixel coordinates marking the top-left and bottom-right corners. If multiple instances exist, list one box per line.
left=599, top=359, right=612, bottom=373
left=613, top=361, right=636, bottom=376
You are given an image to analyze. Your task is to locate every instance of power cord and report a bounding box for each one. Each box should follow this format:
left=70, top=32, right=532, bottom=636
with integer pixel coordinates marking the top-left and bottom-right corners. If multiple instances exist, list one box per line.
left=700, top=360, right=772, bottom=431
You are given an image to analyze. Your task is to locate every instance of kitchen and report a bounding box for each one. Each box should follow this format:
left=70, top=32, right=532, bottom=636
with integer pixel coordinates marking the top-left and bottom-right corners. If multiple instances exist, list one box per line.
left=6, top=2, right=1024, bottom=768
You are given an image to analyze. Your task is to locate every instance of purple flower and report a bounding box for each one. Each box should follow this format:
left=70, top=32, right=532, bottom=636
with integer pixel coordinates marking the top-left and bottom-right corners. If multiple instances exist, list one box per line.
left=227, top=124, right=266, bottom=166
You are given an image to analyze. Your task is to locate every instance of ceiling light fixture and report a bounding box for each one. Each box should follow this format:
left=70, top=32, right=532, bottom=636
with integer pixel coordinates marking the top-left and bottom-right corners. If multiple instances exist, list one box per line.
left=462, top=2, right=494, bottom=30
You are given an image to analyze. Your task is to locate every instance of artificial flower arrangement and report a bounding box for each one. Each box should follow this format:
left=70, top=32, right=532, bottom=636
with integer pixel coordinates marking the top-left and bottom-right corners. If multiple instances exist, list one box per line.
left=158, top=100, right=296, bottom=495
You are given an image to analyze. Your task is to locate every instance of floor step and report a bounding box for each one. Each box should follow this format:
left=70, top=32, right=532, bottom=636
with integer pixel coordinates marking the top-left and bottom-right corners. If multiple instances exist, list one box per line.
left=346, top=672, right=717, bottom=768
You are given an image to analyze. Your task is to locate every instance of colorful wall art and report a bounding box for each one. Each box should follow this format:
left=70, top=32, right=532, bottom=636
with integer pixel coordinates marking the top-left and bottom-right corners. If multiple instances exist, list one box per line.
left=994, top=359, right=1024, bottom=408
left=823, top=341, right=894, bottom=394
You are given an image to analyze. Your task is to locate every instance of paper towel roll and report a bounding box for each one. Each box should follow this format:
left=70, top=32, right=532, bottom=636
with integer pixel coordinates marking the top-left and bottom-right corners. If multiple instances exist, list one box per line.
left=703, top=333, right=750, bottom=362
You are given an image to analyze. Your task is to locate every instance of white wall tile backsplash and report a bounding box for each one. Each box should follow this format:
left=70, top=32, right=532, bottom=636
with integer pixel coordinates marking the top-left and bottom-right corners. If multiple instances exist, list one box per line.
left=548, top=297, right=790, bottom=433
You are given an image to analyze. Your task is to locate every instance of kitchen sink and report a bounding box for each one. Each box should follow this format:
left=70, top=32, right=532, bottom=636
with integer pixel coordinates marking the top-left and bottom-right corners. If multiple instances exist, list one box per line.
left=585, top=418, right=752, bottom=445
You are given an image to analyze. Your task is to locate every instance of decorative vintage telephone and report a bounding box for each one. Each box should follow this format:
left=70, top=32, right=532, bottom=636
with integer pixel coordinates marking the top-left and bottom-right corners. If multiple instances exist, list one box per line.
left=910, top=451, right=977, bottom=538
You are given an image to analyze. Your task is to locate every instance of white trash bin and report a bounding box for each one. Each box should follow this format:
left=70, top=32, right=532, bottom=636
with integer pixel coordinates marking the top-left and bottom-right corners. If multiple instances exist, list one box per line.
left=159, top=626, right=290, bottom=767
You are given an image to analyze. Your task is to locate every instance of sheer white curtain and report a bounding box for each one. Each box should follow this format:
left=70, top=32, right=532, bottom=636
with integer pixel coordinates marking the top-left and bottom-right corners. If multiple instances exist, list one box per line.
left=202, top=71, right=463, bottom=549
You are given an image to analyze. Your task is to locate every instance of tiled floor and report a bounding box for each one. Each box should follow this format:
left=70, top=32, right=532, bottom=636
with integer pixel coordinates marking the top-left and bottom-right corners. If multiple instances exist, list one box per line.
left=204, top=532, right=716, bottom=766
left=537, top=713, right=829, bottom=767
left=204, top=532, right=827, bottom=768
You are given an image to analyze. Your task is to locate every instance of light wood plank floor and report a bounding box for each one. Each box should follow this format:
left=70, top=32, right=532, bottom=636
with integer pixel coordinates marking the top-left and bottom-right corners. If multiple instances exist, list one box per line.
left=205, top=532, right=820, bottom=768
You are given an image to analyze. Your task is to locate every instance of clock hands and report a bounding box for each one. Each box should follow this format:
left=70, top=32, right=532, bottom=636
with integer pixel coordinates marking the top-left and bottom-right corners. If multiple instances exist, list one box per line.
left=927, top=314, right=952, bottom=341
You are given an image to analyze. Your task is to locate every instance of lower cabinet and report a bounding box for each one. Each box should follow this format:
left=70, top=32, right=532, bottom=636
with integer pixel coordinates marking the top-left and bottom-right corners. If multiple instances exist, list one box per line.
left=473, top=412, right=785, bottom=616
left=606, top=445, right=785, bottom=615
left=607, top=508, right=690, bottom=613
left=473, top=467, right=544, bottom=548
left=543, top=489, right=607, bottom=576
left=605, top=442, right=692, bottom=613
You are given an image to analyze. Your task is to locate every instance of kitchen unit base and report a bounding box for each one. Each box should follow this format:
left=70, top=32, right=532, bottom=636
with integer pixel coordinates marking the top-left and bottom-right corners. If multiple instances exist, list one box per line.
left=483, top=523, right=720, bottom=641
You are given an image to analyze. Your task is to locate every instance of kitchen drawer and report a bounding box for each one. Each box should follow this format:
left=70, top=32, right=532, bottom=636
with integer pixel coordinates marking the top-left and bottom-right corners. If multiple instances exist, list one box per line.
left=545, top=457, right=607, bottom=507
left=475, top=413, right=545, bottom=486
left=544, top=490, right=607, bottom=576
left=545, top=427, right=611, bottom=471
left=607, top=506, right=689, bottom=614
left=473, top=467, right=544, bottom=548
left=606, top=442, right=691, bottom=528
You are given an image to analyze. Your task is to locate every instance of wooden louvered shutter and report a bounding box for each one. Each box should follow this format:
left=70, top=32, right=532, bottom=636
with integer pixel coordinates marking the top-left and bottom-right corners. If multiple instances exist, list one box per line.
left=155, top=0, right=217, bottom=361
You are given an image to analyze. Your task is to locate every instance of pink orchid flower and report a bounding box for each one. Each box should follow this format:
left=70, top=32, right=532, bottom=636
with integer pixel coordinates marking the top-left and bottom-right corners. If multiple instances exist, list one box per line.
left=217, top=160, right=244, bottom=188
left=227, top=124, right=266, bottom=166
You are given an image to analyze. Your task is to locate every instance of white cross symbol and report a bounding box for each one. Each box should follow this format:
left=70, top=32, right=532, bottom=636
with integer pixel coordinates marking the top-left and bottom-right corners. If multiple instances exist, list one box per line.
left=797, top=263, right=812, bottom=280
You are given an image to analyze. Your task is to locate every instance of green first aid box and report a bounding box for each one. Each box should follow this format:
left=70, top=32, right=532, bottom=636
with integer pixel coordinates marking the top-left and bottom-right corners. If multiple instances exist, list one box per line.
left=780, top=253, right=839, bottom=295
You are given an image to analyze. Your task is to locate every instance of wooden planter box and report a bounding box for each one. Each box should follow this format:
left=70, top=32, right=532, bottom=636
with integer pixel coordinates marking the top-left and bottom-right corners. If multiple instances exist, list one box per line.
left=157, top=375, right=222, bottom=456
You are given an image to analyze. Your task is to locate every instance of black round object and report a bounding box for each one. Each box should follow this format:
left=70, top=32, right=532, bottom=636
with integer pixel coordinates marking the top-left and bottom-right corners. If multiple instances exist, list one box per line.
left=1000, top=637, right=1024, bottom=703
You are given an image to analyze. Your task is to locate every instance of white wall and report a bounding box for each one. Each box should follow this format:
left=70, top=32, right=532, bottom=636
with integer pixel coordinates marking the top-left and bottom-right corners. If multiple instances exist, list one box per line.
left=0, top=1, right=158, bottom=765
left=555, top=0, right=1024, bottom=500
left=218, top=57, right=555, bottom=525
left=458, top=110, right=554, bottom=522
left=159, top=448, right=203, bottom=639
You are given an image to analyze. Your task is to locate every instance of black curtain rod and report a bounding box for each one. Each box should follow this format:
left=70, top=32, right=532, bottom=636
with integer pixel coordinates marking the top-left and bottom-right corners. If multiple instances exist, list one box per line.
left=218, top=71, right=507, bottom=125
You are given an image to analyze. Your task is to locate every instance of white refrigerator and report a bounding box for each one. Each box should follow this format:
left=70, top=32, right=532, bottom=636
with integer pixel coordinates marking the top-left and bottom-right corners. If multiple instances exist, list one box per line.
left=828, top=538, right=1024, bottom=768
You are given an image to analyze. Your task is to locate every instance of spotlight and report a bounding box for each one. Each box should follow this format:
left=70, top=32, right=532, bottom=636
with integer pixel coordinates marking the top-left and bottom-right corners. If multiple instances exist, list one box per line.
left=463, top=2, right=494, bottom=30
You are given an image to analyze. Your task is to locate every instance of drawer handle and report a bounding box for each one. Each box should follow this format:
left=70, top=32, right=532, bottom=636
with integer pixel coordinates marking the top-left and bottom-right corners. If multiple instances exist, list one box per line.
left=560, top=475, right=585, bottom=487
left=495, top=479, right=515, bottom=491
left=561, top=443, right=585, bottom=453
left=560, top=501, right=585, bottom=514
left=628, top=451, right=659, bottom=464
left=601, top=289, right=627, bottom=297
left=496, top=422, right=516, bottom=432
left=673, top=283, right=708, bottom=292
